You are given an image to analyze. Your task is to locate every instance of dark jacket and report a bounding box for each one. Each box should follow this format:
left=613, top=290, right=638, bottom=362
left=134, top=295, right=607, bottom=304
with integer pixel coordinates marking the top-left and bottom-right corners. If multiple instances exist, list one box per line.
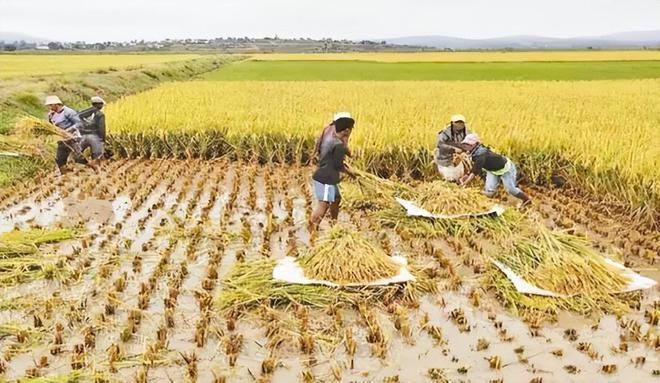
left=78, top=107, right=106, bottom=141
left=470, top=145, right=508, bottom=176
left=313, top=138, right=348, bottom=185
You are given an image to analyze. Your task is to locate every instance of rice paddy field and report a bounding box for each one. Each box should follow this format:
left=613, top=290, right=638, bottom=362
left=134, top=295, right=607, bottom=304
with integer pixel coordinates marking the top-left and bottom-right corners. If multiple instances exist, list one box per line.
left=0, top=54, right=201, bottom=78
left=1, top=52, right=659, bottom=382
left=0, top=160, right=658, bottom=383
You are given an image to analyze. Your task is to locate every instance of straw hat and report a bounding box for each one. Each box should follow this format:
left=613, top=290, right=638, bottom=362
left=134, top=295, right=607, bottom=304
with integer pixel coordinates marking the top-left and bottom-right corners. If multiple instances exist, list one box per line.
left=44, top=95, right=63, bottom=105
left=333, top=112, right=352, bottom=122
left=450, top=114, right=466, bottom=123
left=91, top=96, right=106, bottom=104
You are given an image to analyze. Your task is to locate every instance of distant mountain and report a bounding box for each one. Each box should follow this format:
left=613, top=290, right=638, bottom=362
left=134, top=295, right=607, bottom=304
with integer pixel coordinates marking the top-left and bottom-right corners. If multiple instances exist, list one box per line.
left=385, top=30, right=660, bottom=49
left=0, top=31, right=50, bottom=44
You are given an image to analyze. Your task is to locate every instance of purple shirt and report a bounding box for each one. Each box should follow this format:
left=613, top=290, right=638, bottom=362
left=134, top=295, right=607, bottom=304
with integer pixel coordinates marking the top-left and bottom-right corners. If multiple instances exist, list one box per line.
left=47, top=106, right=82, bottom=137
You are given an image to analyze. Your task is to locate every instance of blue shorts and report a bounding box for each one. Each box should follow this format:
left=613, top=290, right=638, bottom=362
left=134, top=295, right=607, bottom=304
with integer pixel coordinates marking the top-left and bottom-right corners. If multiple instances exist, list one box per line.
left=313, top=180, right=340, bottom=203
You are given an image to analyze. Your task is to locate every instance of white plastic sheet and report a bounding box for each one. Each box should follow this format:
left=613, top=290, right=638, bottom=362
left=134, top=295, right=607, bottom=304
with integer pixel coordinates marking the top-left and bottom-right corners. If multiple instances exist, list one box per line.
left=491, top=259, right=564, bottom=297
left=492, top=258, right=657, bottom=297
left=395, top=197, right=505, bottom=220
left=602, top=258, right=658, bottom=292
left=272, top=255, right=416, bottom=287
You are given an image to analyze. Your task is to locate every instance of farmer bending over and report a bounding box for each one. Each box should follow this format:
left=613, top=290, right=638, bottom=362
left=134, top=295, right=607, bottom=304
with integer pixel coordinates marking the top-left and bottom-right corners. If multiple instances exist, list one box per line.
left=459, top=134, right=531, bottom=207
left=76, top=96, right=107, bottom=167
left=45, top=95, right=94, bottom=175
left=310, top=117, right=357, bottom=229
left=435, top=114, right=472, bottom=182
left=314, top=112, right=353, bottom=161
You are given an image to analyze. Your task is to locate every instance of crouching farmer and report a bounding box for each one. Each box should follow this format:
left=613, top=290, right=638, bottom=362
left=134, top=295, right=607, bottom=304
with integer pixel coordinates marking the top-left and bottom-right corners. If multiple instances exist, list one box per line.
left=459, top=134, right=531, bottom=207
left=310, top=117, right=357, bottom=229
left=435, top=114, right=471, bottom=182
left=76, top=96, right=107, bottom=167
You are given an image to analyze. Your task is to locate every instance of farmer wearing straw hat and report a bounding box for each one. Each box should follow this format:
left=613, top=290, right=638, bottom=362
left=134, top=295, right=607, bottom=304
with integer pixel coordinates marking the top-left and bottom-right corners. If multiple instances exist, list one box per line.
left=310, top=117, right=357, bottom=229
left=44, top=95, right=89, bottom=174
left=435, top=114, right=472, bottom=182
left=76, top=96, right=107, bottom=167
left=314, top=112, right=353, bottom=161
left=459, top=134, right=532, bottom=207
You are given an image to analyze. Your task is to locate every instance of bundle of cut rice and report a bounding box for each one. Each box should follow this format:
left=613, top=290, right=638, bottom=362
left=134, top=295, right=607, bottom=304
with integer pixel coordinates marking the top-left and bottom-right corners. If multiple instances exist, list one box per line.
left=297, top=225, right=401, bottom=284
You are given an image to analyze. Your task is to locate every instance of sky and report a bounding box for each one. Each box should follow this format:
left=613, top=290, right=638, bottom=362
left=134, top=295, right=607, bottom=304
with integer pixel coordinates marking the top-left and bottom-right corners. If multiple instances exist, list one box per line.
left=1, top=0, right=659, bottom=42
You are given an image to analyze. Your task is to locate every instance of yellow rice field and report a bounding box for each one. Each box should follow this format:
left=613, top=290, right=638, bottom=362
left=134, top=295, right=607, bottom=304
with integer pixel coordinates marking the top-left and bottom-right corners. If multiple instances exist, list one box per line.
left=106, top=80, right=660, bottom=212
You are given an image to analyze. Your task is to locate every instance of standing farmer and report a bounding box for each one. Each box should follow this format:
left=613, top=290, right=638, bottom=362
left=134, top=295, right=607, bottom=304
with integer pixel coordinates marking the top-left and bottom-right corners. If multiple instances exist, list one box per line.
left=44, top=95, right=90, bottom=174
left=435, top=114, right=472, bottom=182
left=310, top=117, right=357, bottom=229
left=76, top=96, right=107, bottom=167
left=314, top=112, right=353, bottom=161
left=459, top=134, right=532, bottom=207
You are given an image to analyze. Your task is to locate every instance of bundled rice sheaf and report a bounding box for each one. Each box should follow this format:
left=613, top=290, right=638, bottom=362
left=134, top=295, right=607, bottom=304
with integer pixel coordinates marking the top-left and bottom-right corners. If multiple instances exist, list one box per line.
left=0, top=228, right=77, bottom=286
left=14, top=116, right=74, bottom=140
left=344, top=170, right=512, bottom=237
left=487, top=224, right=635, bottom=319
left=415, top=181, right=494, bottom=216
left=0, top=228, right=77, bottom=258
left=297, top=225, right=401, bottom=284
left=217, top=259, right=342, bottom=313
left=342, top=169, right=413, bottom=211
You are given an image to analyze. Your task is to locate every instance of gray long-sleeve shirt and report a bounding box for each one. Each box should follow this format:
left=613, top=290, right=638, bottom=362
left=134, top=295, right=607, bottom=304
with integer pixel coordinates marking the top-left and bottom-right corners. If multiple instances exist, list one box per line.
left=78, top=107, right=106, bottom=141
left=435, top=125, right=471, bottom=167
left=47, top=106, right=82, bottom=136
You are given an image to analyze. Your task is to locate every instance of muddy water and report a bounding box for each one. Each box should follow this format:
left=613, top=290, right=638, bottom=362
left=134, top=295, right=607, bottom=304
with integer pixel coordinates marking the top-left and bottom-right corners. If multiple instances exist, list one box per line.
left=0, top=160, right=657, bottom=383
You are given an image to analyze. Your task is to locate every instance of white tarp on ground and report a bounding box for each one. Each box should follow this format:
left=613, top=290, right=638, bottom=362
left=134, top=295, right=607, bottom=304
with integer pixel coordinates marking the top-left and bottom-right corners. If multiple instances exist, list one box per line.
left=273, top=255, right=416, bottom=287
left=492, top=258, right=657, bottom=297
left=395, top=197, right=505, bottom=220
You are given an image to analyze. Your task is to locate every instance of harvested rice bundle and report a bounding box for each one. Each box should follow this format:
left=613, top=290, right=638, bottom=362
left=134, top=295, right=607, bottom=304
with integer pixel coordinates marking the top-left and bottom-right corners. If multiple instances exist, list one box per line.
left=0, top=229, right=77, bottom=258
left=217, top=258, right=436, bottom=314
left=487, top=224, right=636, bottom=320
left=497, top=225, right=630, bottom=296
left=217, top=259, right=345, bottom=313
left=415, top=181, right=494, bottom=216
left=0, top=136, right=49, bottom=158
left=378, top=198, right=520, bottom=238
left=14, top=116, right=75, bottom=140
left=297, top=225, right=401, bottom=284
left=342, top=170, right=413, bottom=211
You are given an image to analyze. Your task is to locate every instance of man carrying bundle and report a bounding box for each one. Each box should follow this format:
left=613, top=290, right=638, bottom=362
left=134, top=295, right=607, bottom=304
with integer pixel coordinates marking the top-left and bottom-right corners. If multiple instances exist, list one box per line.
left=435, top=114, right=472, bottom=182
left=75, top=96, right=107, bottom=167
left=310, top=116, right=357, bottom=229
left=45, top=95, right=97, bottom=175
left=459, top=134, right=532, bottom=207
left=314, top=112, right=353, bottom=161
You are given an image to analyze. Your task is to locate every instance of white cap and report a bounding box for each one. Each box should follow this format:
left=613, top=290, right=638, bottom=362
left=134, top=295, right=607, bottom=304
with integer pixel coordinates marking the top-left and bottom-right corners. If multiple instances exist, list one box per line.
left=91, top=96, right=106, bottom=104
left=333, top=112, right=352, bottom=122
left=461, top=133, right=480, bottom=146
left=44, top=95, right=63, bottom=105
left=450, top=114, right=466, bottom=123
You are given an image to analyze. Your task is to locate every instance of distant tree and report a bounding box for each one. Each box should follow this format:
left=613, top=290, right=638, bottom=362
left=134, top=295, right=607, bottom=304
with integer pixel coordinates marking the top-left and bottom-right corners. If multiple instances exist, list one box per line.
left=48, top=42, right=63, bottom=50
left=4, top=44, right=17, bottom=52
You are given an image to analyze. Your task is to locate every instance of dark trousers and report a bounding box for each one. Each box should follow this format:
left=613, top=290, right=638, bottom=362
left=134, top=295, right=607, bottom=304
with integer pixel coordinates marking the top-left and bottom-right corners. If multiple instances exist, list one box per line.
left=55, top=139, right=82, bottom=168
